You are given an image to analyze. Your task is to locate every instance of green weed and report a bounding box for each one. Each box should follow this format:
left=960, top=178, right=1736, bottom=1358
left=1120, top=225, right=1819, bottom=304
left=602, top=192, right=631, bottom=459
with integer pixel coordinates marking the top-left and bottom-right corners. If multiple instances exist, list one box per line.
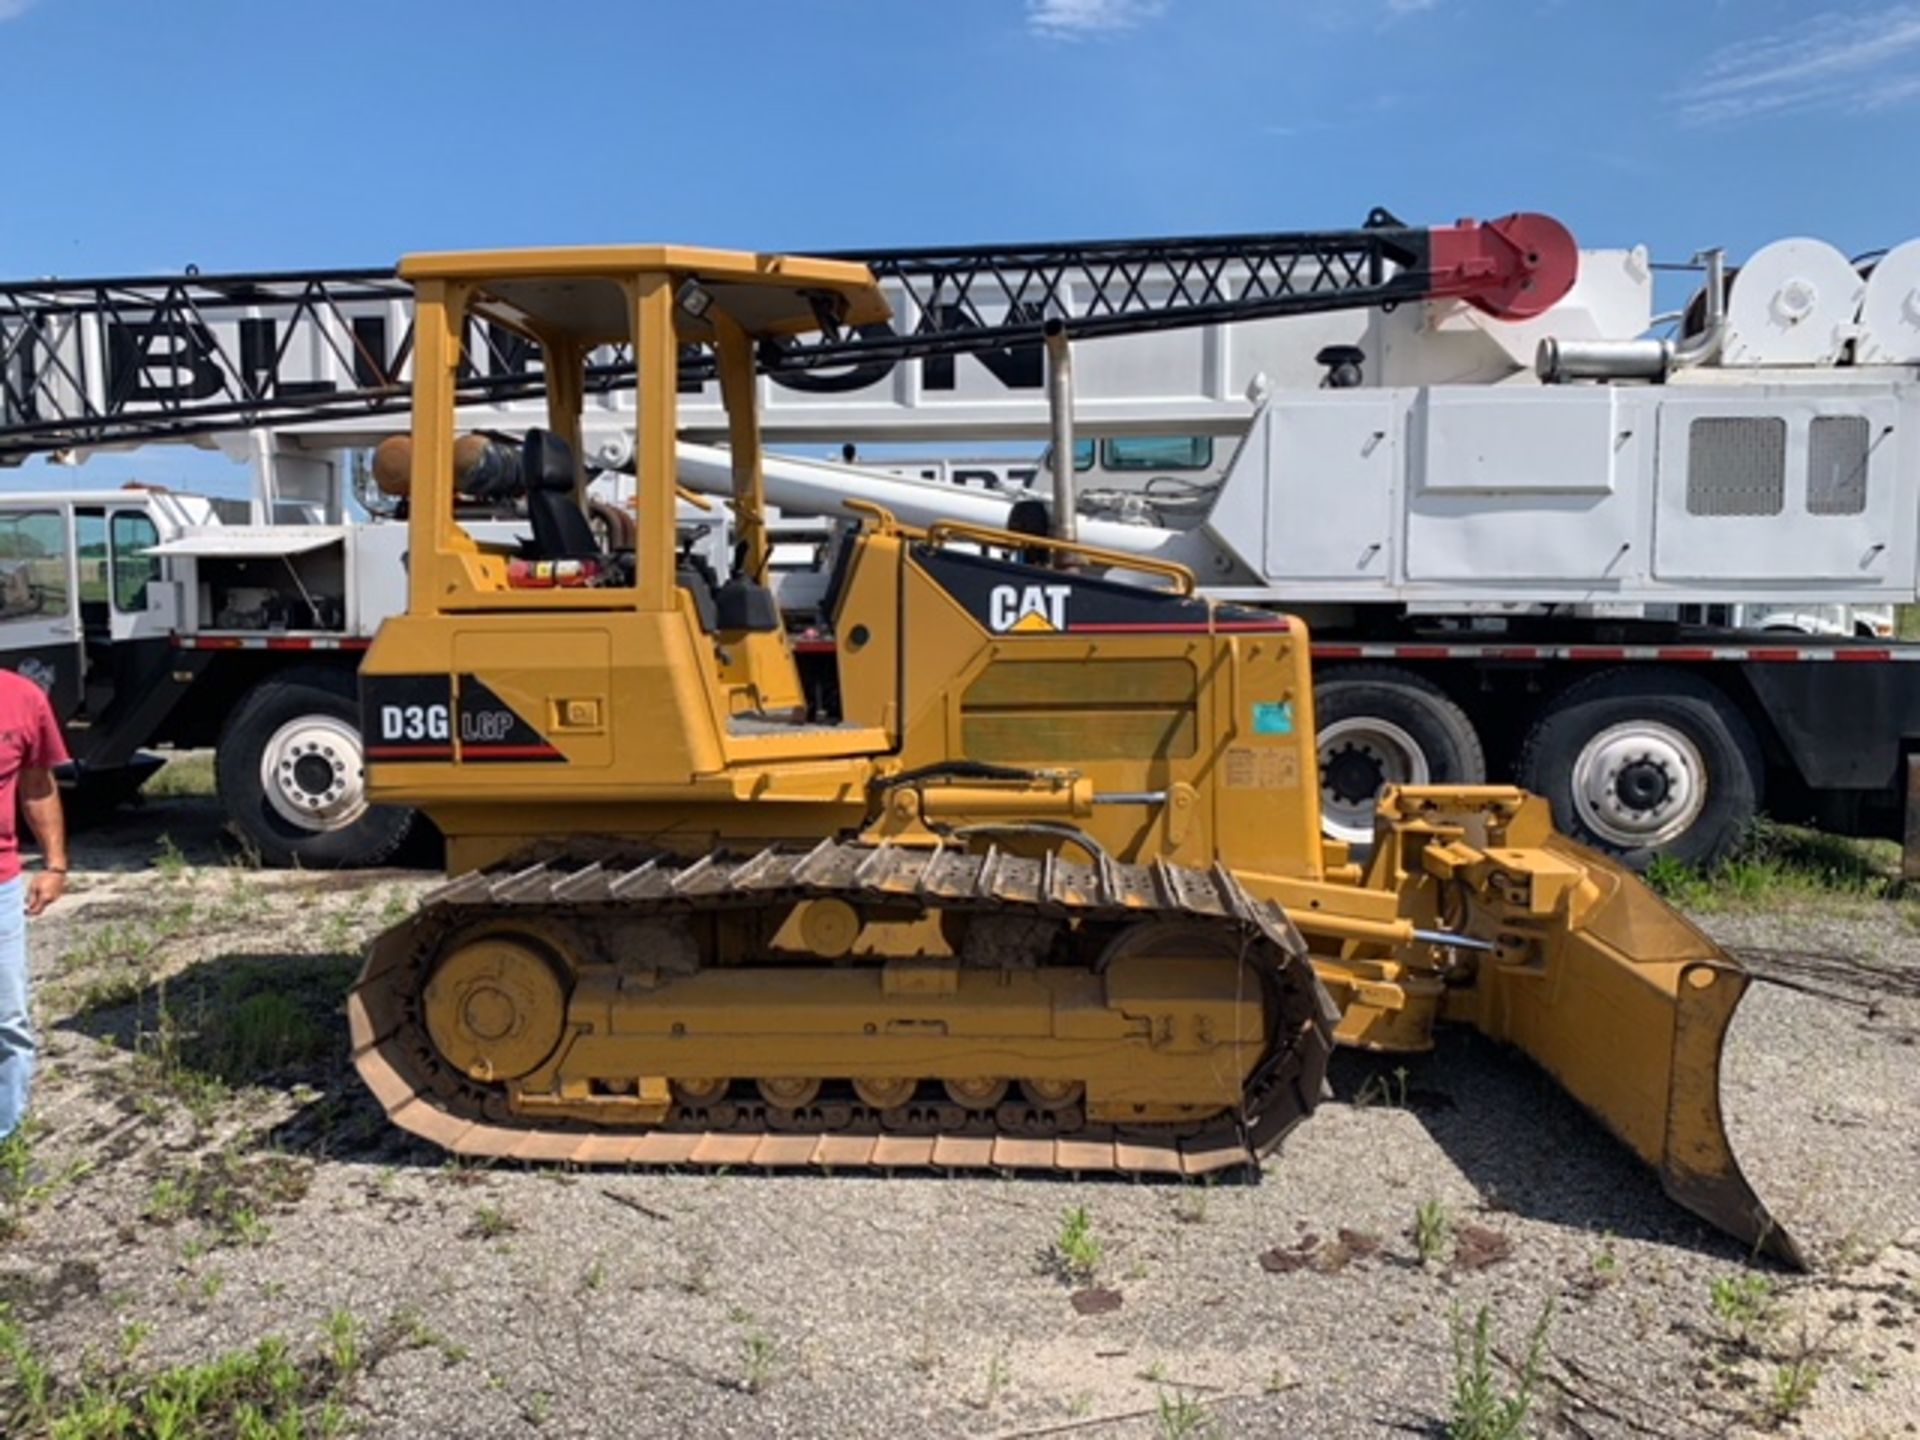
left=468, top=1203, right=518, bottom=1240
left=1447, top=1299, right=1554, bottom=1440
left=154, top=833, right=189, bottom=880
left=1154, top=1387, right=1213, bottom=1439
left=1767, top=1355, right=1820, bottom=1423
left=1413, top=1198, right=1453, bottom=1265
left=140, top=1151, right=311, bottom=1249
left=1590, top=1234, right=1620, bottom=1286
left=321, top=1311, right=360, bottom=1378
left=740, top=1329, right=778, bottom=1394
left=1052, top=1205, right=1102, bottom=1284
left=1709, top=1273, right=1777, bottom=1345
left=1354, top=1064, right=1411, bottom=1109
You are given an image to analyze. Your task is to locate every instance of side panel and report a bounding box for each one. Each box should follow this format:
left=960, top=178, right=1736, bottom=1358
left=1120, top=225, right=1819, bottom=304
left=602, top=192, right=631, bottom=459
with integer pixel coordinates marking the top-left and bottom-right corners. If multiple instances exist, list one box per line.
left=1652, top=391, right=1909, bottom=586
left=1404, top=388, right=1639, bottom=582
left=1261, top=396, right=1396, bottom=582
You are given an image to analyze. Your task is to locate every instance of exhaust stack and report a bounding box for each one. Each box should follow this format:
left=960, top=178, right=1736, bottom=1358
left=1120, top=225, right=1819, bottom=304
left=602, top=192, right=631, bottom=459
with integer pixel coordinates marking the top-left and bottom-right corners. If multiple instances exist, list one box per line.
left=1538, top=249, right=1726, bottom=383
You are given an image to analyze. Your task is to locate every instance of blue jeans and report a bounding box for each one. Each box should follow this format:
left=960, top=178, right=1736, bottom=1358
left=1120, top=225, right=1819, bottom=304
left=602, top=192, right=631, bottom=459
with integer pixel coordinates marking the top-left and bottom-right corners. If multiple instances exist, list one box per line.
left=0, top=877, right=29, bottom=1142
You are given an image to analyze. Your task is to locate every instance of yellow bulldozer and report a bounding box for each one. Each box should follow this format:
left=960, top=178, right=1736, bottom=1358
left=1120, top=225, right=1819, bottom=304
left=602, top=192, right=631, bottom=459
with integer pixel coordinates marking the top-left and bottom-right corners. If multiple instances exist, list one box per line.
left=352, top=243, right=1799, bottom=1266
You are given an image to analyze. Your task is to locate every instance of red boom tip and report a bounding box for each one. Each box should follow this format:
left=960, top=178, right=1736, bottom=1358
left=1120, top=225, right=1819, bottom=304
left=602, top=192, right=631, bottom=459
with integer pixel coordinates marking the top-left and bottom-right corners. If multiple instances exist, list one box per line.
left=1426, top=212, right=1579, bottom=321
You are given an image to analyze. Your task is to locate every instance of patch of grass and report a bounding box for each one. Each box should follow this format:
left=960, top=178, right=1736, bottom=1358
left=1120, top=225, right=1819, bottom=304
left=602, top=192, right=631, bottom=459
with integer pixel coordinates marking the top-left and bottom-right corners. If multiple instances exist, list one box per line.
left=1172, top=1178, right=1212, bottom=1225
left=973, top=1344, right=1010, bottom=1411
left=1413, top=1198, right=1453, bottom=1266
left=1647, top=820, right=1896, bottom=911
left=1353, top=1064, right=1411, bottom=1109
left=382, top=1309, right=468, bottom=1368
left=139, top=1150, right=311, bottom=1249
left=1590, top=1234, right=1620, bottom=1287
left=1710, top=1272, right=1777, bottom=1346
left=1446, top=1299, right=1553, bottom=1440
left=210, top=991, right=333, bottom=1078
left=1766, top=1354, right=1820, bottom=1424
left=321, top=1311, right=360, bottom=1379
left=1051, top=1205, right=1102, bottom=1284
left=153, top=832, right=189, bottom=881
left=1155, top=1387, right=1213, bottom=1439
left=1, top=1315, right=358, bottom=1440
left=145, top=751, right=217, bottom=799
left=0, top=1125, right=93, bottom=1238
left=740, top=1329, right=778, bottom=1394
left=467, top=1203, right=518, bottom=1241
left=109, top=956, right=352, bottom=1123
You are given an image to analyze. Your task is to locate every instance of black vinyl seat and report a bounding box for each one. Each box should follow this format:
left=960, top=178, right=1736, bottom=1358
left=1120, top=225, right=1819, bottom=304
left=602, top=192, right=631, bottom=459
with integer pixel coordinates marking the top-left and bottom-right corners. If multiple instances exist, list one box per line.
left=714, top=576, right=780, bottom=632
left=522, top=429, right=600, bottom=560
left=677, top=565, right=720, bottom=633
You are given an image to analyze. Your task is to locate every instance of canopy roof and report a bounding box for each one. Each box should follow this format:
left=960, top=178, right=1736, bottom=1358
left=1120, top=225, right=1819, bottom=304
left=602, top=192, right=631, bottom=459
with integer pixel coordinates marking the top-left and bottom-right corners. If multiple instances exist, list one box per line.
left=397, top=244, right=891, bottom=344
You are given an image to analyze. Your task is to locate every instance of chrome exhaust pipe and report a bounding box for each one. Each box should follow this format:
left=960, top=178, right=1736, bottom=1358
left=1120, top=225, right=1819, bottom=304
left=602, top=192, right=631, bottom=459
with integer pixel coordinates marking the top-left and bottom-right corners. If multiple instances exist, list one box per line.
left=1538, top=248, right=1726, bottom=382
left=1044, top=318, right=1078, bottom=553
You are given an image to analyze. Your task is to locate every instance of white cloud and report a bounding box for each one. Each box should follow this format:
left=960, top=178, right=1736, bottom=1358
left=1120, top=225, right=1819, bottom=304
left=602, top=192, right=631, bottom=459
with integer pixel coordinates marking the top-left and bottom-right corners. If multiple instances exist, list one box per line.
left=1025, top=0, right=1168, bottom=39
left=0, top=0, right=36, bottom=17
left=1679, top=5, right=1920, bottom=125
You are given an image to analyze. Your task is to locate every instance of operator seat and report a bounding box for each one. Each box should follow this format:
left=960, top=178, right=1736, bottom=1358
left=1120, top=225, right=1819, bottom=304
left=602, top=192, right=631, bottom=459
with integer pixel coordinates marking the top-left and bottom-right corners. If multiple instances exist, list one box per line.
left=521, top=429, right=600, bottom=560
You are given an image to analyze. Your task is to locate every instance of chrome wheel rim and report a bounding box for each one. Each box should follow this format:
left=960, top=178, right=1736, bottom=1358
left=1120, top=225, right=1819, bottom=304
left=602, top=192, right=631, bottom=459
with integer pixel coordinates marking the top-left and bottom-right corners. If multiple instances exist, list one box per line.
left=1317, top=716, right=1430, bottom=847
left=1570, top=720, right=1708, bottom=849
left=259, top=715, right=368, bottom=832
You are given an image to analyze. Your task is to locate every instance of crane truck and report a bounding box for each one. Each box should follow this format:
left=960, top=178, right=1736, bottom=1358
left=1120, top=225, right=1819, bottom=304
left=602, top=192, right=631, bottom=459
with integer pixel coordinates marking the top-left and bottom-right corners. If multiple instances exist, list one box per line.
left=6, top=213, right=1920, bottom=876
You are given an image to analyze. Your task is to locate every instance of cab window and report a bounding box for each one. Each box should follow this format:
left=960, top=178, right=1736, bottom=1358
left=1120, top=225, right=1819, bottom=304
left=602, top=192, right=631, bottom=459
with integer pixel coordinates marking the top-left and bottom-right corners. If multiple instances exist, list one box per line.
left=0, top=511, right=69, bottom=621
left=111, top=511, right=161, bottom=612
left=1101, top=436, right=1213, bottom=471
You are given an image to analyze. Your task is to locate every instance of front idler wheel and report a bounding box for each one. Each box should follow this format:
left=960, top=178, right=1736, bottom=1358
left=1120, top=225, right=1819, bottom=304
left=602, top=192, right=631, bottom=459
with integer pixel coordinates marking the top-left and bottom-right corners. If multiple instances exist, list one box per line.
left=423, top=935, right=569, bottom=1082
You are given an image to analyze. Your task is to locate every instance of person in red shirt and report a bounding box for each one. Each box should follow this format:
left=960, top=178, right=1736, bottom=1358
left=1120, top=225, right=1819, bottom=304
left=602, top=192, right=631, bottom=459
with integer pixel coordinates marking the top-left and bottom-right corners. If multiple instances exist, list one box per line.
left=0, top=669, right=69, bottom=1143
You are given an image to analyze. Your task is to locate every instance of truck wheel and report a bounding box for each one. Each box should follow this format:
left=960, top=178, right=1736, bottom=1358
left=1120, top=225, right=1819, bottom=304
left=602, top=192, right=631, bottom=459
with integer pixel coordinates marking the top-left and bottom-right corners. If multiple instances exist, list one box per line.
left=217, top=668, right=414, bottom=868
left=1516, top=669, right=1762, bottom=870
left=1314, top=667, right=1485, bottom=849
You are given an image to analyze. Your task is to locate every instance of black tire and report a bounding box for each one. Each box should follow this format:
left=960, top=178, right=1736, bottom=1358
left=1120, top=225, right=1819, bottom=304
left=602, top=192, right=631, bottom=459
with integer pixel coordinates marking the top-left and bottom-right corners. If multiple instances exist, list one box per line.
left=1515, top=668, right=1762, bottom=871
left=1314, top=666, right=1486, bottom=847
left=216, top=666, right=415, bottom=869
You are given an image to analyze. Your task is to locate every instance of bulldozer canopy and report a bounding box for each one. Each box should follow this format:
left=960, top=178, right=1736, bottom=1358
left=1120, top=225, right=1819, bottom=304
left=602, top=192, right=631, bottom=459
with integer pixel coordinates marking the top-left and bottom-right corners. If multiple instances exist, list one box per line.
left=396, top=244, right=891, bottom=345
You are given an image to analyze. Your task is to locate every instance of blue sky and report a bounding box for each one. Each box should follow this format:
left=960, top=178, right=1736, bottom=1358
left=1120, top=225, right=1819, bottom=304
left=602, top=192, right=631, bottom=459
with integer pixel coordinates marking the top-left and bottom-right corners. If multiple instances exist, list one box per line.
left=3, top=0, right=1917, bottom=487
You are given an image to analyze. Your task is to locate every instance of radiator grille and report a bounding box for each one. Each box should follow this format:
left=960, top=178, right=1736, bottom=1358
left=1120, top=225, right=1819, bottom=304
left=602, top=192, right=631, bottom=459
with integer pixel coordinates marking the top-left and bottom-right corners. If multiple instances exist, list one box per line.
left=1686, top=417, right=1786, bottom=517
left=1807, top=414, right=1870, bottom=516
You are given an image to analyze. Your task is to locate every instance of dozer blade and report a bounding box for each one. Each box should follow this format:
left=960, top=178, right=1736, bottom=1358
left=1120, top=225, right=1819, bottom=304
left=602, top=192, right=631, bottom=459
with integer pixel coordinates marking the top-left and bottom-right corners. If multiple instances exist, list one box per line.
left=1384, top=792, right=1804, bottom=1267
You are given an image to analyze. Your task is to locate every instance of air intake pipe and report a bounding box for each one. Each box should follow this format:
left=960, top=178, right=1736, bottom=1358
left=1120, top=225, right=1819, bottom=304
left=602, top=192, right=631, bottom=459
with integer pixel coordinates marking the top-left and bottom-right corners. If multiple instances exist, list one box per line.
left=1537, top=249, right=1726, bottom=383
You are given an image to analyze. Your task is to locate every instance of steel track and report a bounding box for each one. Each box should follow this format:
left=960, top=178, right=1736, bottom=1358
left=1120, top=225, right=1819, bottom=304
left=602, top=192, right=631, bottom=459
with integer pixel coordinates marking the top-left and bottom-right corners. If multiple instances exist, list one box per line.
left=349, top=839, right=1336, bottom=1174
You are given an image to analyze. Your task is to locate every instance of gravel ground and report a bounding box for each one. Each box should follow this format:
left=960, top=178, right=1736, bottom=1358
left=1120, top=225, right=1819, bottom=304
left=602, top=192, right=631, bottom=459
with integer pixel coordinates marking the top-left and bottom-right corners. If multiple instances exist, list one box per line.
left=1, top=796, right=1916, bottom=1439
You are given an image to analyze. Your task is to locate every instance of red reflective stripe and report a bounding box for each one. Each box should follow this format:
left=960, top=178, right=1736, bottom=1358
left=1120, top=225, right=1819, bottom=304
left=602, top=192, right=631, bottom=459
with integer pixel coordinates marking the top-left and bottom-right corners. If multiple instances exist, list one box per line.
left=461, top=744, right=562, bottom=758
left=1568, top=647, right=1626, bottom=661
left=1311, top=644, right=1363, bottom=659
left=1069, top=622, right=1213, bottom=633
left=1837, top=648, right=1893, bottom=662
left=792, top=639, right=835, bottom=654
left=1746, top=648, right=1800, bottom=662
left=367, top=745, right=451, bottom=759
left=1660, top=648, right=1714, bottom=662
